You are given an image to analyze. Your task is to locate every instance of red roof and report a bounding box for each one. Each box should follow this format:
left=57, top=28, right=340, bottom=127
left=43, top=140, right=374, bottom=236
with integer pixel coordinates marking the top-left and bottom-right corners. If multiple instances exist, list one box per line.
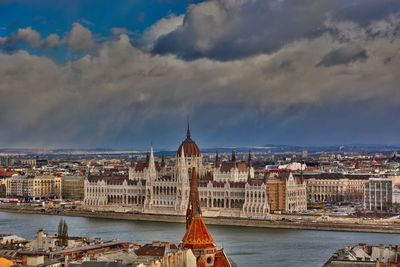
left=197, top=258, right=207, bottom=267
left=0, top=169, right=18, bottom=177
left=248, top=179, right=264, bottom=186
left=255, top=169, right=290, bottom=174
left=181, top=217, right=216, bottom=250
left=177, top=137, right=201, bottom=157
left=135, top=242, right=177, bottom=257
left=134, top=162, right=161, bottom=172
left=219, top=162, right=248, bottom=172
left=214, top=250, right=231, bottom=267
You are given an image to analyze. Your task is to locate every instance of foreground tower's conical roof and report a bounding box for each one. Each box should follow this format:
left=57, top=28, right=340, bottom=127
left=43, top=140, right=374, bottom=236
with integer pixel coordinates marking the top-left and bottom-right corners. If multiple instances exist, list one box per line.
left=181, top=168, right=231, bottom=267
left=182, top=169, right=216, bottom=249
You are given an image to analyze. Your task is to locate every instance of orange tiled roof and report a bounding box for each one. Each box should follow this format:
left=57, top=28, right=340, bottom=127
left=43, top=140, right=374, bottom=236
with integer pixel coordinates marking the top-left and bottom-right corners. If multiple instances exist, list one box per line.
left=214, top=250, right=231, bottom=267
left=197, top=257, right=207, bottom=267
left=181, top=217, right=216, bottom=250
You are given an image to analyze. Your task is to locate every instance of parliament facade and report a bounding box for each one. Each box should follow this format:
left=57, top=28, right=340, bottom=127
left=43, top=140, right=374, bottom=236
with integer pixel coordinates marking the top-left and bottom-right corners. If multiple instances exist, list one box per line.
left=84, top=126, right=307, bottom=218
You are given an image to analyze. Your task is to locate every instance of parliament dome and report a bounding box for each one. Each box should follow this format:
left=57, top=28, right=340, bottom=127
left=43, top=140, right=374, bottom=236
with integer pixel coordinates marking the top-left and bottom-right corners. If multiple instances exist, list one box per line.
left=177, top=124, right=201, bottom=157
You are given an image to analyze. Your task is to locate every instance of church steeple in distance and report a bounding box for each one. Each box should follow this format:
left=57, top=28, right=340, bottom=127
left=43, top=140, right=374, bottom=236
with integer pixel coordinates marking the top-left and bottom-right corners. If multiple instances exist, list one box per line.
left=248, top=151, right=252, bottom=167
left=232, top=150, right=236, bottom=162
left=161, top=153, right=165, bottom=167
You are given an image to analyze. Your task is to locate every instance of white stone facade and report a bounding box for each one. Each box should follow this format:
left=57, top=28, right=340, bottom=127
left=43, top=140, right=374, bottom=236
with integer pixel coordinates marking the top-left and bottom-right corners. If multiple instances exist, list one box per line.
left=364, top=178, right=392, bottom=211
left=306, top=175, right=368, bottom=203
left=213, top=162, right=254, bottom=183
left=285, top=173, right=307, bottom=212
left=84, top=145, right=270, bottom=218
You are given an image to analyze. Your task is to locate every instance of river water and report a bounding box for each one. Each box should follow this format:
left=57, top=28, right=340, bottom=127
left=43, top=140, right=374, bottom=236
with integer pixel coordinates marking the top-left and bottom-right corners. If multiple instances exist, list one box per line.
left=1, top=212, right=399, bottom=267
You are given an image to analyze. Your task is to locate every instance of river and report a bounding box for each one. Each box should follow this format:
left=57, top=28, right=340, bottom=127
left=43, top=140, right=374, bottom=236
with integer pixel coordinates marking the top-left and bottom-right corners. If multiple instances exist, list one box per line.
left=1, top=212, right=399, bottom=266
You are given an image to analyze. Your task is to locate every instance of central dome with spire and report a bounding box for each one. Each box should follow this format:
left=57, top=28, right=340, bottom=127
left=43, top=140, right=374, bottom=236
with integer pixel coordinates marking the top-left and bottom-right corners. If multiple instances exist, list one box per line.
left=177, top=122, right=201, bottom=157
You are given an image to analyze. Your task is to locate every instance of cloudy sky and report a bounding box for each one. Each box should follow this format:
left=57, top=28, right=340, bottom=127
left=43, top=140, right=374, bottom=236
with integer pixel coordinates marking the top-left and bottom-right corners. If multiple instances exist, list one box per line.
left=0, top=0, right=400, bottom=149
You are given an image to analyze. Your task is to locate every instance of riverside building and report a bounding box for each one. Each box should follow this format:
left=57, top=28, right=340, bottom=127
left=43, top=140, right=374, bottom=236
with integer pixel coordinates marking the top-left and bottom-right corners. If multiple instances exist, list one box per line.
left=61, top=175, right=85, bottom=200
left=303, top=173, right=369, bottom=203
left=5, top=175, right=62, bottom=200
left=364, top=178, right=392, bottom=211
left=266, top=172, right=307, bottom=213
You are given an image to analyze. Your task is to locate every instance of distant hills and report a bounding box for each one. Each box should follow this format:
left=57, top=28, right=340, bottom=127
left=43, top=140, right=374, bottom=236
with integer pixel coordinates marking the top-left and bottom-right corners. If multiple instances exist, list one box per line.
left=201, top=144, right=400, bottom=154
left=1, top=144, right=400, bottom=157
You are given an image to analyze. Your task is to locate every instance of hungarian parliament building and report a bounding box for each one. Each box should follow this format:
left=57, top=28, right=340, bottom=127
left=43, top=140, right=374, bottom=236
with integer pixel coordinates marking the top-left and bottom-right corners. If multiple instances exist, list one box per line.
left=84, top=126, right=307, bottom=218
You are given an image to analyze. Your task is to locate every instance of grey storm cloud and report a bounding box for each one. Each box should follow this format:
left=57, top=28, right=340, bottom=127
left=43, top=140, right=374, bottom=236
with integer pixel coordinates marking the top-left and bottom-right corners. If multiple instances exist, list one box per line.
left=151, top=0, right=400, bottom=61
left=317, top=44, right=367, bottom=67
left=1, top=12, right=400, bottom=147
left=1, top=0, right=400, bottom=147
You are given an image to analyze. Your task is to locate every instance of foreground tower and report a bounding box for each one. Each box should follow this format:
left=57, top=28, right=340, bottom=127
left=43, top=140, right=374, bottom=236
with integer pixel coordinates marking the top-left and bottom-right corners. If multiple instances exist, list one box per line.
left=181, top=168, right=231, bottom=267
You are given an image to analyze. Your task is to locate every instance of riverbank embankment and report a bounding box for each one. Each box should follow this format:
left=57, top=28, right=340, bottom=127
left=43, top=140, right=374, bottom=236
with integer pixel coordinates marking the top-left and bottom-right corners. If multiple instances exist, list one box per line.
left=1, top=205, right=400, bottom=234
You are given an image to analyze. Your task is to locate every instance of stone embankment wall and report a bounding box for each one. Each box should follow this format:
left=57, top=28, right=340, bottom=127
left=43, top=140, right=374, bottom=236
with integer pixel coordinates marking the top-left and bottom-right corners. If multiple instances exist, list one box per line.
left=1, top=205, right=400, bottom=234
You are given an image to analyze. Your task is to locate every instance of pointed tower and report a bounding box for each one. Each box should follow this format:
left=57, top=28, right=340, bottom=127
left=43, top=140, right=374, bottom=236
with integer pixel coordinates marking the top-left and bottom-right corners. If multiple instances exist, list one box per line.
left=161, top=154, right=165, bottom=167
left=248, top=151, right=252, bottom=167
left=231, top=151, right=236, bottom=162
left=130, top=153, right=135, bottom=167
left=231, top=150, right=238, bottom=182
left=215, top=151, right=220, bottom=168
left=185, top=168, right=202, bottom=229
left=247, top=151, right=253, bottom=181
left=144, top=145, right=157, bottom=210
left=181, top=168, right=231, bottom=267
left=178, top=148, right=189, bottom=183
left=148, top=146, right=156, bottom=175
left=176, top=148, right=189, bottom=211
left=187, top=120, right=191, bottom=139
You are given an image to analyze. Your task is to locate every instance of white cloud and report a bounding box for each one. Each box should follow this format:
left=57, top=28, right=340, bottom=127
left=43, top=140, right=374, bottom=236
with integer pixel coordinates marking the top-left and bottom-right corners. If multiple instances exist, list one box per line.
left=0, top=23, right=95, bottom=51
left=1, top=27, right=42, bottom=48
left=64, top=23, right=96, bottom=51
left=140, top=14, right=184, bottom=51
left=43, top=34, right=61, bottom=48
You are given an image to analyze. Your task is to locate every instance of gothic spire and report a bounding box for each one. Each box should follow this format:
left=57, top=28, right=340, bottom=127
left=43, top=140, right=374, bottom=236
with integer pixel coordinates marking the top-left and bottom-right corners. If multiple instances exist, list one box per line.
left=180, top=147, right=186, bottom=167
left=247, top=151, right=252, bottom=181
left=248, top=151, right=252, bottom=167
left=186, top=167, right=201, bottom=229
left=161, top=153, right=165, bottom=167
left=186, top=119, right=191, bottom=139
left=148, top=145, right=155, bottom=170
left=231, top=150, right=236, bottom=162
left=130, top=152, right=134, bottom=167
left=215, top=150, right=219, bottom=164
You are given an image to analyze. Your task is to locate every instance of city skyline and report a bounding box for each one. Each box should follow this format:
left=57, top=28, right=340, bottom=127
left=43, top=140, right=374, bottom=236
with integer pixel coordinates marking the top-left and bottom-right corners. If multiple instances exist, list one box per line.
left=1, top=0, right=400, bottom=148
